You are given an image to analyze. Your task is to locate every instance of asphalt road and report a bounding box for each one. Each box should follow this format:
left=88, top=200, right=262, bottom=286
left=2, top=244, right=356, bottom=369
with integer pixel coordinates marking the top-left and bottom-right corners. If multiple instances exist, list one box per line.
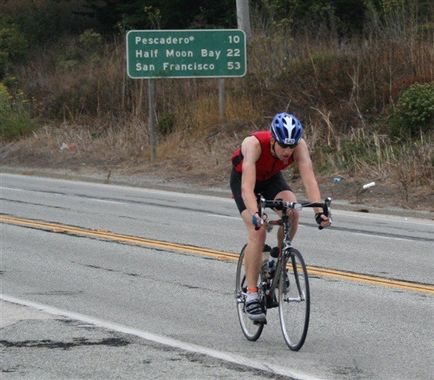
left=1, top=173, right=433, bottom=379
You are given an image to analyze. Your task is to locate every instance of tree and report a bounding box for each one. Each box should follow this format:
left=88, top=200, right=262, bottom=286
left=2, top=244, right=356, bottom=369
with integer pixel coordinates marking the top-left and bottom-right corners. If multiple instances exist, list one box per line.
left=83, top=0, right=236, bottom=32
left=251, top=0, right=373, bottom=35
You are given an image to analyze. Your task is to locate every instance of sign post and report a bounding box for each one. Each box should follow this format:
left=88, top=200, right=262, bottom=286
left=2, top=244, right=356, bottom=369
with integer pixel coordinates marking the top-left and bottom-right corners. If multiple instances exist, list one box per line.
left=147, top=79, right=156, bottom=161
left=126, top=29, right=247, bottom=159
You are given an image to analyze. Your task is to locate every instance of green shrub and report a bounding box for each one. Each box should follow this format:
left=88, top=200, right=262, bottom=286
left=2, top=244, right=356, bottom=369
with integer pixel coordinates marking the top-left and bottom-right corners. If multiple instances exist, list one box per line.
left=390, top=82, right=434, bottom=138
left=79, top=29, right=103, bottom=52
left=0, top=82, right=38, bottom=139
left=0, top=81, right=10, bottom=112
left=56, top=30, right=104, bottom=71
left=79, top=29, right=104, bottom=64
left=0, top=18, right=28, bottom=77
left=157, top=112, right=176, bottom=136
left=2, top=2, right=93, bottom=47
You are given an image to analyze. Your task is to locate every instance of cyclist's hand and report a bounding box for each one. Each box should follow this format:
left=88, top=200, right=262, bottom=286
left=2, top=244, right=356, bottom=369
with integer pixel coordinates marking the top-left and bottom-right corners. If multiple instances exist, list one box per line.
left=315, top=212, right=331, bottom=230
left=252, top=212, right=263, bottom=230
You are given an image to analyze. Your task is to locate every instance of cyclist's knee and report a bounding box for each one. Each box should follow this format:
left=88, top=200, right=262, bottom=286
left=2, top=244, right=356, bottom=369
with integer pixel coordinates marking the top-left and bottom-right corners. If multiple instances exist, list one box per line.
left=275, top=190, right=296, bottom=203
left=248, top=227, right=266, bottom=246
left=290, top=209, right=300, bottom=225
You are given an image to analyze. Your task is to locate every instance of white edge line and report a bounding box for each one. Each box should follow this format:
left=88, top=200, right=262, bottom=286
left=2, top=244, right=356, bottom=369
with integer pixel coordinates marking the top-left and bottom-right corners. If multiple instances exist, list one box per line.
left=1, top=294, right=323, bottom=380
left=207, top=213, right=239, bottom=220
left=338, top=230, right=422, bottom=242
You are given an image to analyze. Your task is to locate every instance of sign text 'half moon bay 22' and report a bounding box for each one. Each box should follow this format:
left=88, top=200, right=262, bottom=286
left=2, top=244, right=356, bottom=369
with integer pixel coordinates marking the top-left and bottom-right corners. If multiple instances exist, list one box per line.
left=126, top=29, right=246, bottom=79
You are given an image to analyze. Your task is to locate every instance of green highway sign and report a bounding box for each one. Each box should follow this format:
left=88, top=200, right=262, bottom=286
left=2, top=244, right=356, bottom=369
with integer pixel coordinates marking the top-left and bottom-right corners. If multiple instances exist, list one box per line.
left=126, top=29, right=246, bottom=79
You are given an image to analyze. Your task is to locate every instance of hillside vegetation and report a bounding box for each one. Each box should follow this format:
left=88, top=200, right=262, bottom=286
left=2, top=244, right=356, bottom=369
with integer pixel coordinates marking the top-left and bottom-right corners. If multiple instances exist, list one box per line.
left=0, top=0, right=433, bottom=209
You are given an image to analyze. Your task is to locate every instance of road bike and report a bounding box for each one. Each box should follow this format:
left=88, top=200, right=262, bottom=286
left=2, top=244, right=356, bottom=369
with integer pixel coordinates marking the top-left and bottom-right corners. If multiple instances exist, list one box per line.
left=235, top=195, right=331, bottom=351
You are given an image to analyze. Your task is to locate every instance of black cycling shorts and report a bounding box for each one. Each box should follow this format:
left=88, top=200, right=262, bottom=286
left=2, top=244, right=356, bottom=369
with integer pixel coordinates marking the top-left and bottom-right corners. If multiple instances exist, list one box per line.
left=230, top=168, right=292, bottom=214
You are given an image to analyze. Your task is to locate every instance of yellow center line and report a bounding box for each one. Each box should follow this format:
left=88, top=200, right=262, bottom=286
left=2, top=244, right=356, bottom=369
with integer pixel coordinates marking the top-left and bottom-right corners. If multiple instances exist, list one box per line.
left=2, top=214, right=433, bottom=295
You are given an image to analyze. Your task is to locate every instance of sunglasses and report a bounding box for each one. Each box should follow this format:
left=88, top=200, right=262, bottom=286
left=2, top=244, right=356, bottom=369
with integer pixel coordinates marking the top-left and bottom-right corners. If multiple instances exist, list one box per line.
left=277, top=141, right=298, bottom=149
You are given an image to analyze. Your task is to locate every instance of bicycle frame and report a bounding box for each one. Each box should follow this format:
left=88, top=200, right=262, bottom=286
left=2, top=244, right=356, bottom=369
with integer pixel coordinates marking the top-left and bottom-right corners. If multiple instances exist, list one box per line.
left=258, top=195, right=331, bottom=301
left=266, top=210, right=291, bottom=298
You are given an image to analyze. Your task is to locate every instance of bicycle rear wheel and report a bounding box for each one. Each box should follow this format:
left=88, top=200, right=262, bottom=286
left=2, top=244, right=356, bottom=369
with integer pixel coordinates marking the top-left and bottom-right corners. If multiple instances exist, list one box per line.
left=235, top=244, right=264, bottom=341
left=277, top=247, right=310, bottom=351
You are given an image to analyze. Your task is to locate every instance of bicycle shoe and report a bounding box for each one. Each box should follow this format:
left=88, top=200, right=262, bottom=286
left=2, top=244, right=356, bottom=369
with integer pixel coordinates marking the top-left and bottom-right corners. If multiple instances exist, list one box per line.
left=245, top=299, right=266, bottom=322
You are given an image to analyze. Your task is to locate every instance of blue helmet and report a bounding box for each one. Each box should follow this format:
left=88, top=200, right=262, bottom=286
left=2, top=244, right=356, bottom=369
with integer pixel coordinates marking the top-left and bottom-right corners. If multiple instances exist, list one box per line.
left=270, top=112, right=303, bottom=145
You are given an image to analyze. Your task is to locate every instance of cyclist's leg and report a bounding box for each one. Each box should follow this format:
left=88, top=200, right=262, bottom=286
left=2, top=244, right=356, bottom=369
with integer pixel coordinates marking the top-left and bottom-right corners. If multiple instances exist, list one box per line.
left=262, top=173, right=299, bottom=246
left=274, top=189, right=299, bottom=243
left=240, top=209, right=266, bottom=290
left=230, top=169, right=266, bottom=320
left=235, top=245, right=265, bottom=339
left=241, top=210, right=267, bottom=320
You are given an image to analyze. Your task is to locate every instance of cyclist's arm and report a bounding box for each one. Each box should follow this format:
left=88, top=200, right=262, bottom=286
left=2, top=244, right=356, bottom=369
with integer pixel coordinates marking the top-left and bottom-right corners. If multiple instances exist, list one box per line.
left=293, top=139, right=323, bottom=215
left=240, top=136, right=261, bottom=217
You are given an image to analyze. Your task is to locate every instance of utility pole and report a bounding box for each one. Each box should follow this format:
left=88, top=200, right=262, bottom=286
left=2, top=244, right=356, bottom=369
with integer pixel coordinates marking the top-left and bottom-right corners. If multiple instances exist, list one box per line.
left=219, top=1, right=251, bottom=124
left=236, top=0, right=252, bottom=38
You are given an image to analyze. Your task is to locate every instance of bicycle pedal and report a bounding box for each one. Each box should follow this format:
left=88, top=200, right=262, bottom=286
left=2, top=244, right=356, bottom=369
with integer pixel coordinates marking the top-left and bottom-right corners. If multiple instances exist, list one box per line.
left=254, top=318, right=267, bottom=325
left=266, top=299, right=279, bottom=309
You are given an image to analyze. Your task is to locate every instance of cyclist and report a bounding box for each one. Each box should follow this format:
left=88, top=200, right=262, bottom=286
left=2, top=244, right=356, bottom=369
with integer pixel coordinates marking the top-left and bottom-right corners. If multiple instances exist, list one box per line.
left=230, top=112, right=331, bottom=321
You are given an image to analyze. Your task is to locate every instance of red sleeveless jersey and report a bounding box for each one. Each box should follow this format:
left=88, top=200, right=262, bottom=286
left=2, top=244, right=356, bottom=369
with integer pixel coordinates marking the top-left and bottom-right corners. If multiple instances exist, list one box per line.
left=231, top=131, right=293, bottom=181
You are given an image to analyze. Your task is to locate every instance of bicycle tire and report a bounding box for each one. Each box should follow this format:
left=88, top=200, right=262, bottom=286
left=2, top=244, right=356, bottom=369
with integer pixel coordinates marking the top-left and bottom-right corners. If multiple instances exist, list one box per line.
left=277, top=247, right=310, bottom=351
left=235, top=244, right=264, bottom=341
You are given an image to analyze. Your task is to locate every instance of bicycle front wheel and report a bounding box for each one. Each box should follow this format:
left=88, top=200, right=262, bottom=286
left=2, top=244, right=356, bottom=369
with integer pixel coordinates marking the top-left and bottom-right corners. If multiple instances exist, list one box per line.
left=235, top=244, right=264, bottom=341
left=277, top=247, right=310, bottom=351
